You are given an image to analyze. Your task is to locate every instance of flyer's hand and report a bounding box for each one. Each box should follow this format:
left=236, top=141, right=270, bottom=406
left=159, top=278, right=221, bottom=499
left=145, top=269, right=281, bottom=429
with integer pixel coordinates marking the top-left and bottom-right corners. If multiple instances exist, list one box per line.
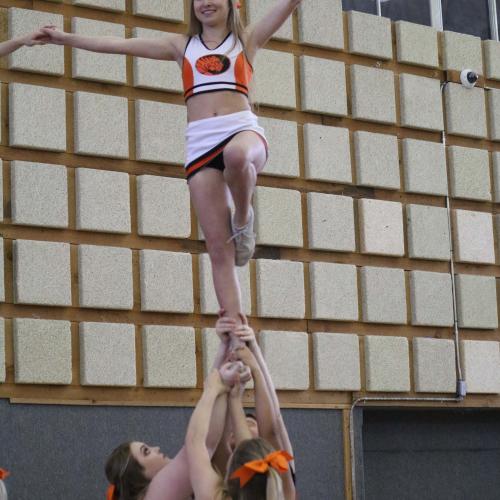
left=37, top=26, right=68, bottom=45
left=21, top=29, right=51, bottom=47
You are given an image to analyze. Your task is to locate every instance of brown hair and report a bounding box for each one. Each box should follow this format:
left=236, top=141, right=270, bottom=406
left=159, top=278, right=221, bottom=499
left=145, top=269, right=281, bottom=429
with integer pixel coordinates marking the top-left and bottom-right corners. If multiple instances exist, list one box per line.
left=187, top=0, right=246, bottom=48
left=105, top=443, right=150, bottom=500
left=226, top=438, right=285, bottom=500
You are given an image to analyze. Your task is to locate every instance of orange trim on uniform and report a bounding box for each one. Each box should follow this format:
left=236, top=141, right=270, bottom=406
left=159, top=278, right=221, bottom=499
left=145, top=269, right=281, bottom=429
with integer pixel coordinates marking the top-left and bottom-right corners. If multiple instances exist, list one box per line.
left=182, top=56, right=194, bottom=100
left=186, top=144, right=227, bottom=177
left=234, top=52, right=253, bottom=93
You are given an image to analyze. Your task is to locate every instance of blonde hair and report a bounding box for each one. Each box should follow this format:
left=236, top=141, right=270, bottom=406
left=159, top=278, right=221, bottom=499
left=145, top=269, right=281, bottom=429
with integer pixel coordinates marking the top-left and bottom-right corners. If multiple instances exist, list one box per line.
left=226, top=438, right=286, bottom=500
left=0, top=480, right=7, bottom=500
left=187, top=0, right=246, bottom=49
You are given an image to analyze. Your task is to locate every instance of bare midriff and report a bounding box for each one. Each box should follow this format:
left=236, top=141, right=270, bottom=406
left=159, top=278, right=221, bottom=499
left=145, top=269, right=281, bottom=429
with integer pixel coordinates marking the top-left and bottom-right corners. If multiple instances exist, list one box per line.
left=186, top=90, right=252, bottom=123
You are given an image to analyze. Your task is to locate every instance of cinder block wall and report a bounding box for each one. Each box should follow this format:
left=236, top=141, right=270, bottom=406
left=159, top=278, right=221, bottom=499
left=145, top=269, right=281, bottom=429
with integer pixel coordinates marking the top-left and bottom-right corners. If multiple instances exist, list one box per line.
left=0, top=0, right=499, bottom=410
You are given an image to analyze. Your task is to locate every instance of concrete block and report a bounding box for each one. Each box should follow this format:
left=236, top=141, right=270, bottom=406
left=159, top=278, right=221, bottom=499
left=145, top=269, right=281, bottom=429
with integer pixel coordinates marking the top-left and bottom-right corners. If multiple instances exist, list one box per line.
left=300, top=56, right=347, bottom=117
left=140, top=250, right=193, bottom=313
left=303, top=124, right=352, bottom=184
left=74, top=91, right=128, bottom=158
left=7, top=8, right=64, bottom=75
left=400, top=73, right=444, bottom=132
left=137, top=175, right=190, bottom=238
left=350, top=65, right=396, bottom=125
left=456, top=274, right=498, bottom=329
left=365, top=336, right=410, bottom=392
left=246, top=0, right=292, bottom=40
left=409, top=271, right=454, bottom=327
left=72, top=17, right=126, bottom=84
left=76, top=168, right=131, bottom=233
left=310, top=262, right=358, bottom=321
left=256, top=259, right=305, bottom=319
left=406, top=204, right=450, bottom=261
left=361, top=267, right=407, bottom=325
left=354, top=131, right=400, bottom=189
left=0, top=239, right=4, bottom=303
left=484, top=40, right=500, bottom=81
left=348, top=10, right=392, bottom=60
left=313, top=333, right=360, bottom=391
left=488, top=88, right=500, bottom=141
left=448, top=146, right=491, bottom=201
left=494, top=152, right=500, bottom=202
left=11, top=161, right=68, bottom=228
left=259, top=117, right=299, bottom=178
left=80, top=322, right=136, bottom=386
left=259, top=330, right=309, bottom=390
left=199, top=253, right=251, bottom=315
left=495, top=215, right=500, bottom=254
left=14, top=240, right=71, bottom=306
left=9, top=83, right=66, bottom=151
left=254, top=186, right=303, bottom=247
left=413, top=338, right=456, bottom=393
left=307, top=193, right=355, bottom=252
left=132, top=0, right=184, bottom=22
left=136, top=100, right=186, bottom=164
left=254, top=50, right=296, bottom=109
left=79, top=245, right=133, bottom=310
left=201, top=328, right=219, bottom=378
left=132, top=27, right=183, bottom=92
left=298, top=0, right=343, bottom=49
left=142, top=325, right=196, bottom=388
left=359, top=199, right=405, bottom=257
left=460, top=340, right=500, bottom=393
left=444, top=83, right=487, bottom=139
left=453, top=210, right=494, bottom=264
left=0, top=320, right=4, bottom=383
left=72, top=0, right=125, bottom=11
left=395, top=21, right=439, bottom=68
left=14, top=318, right=72, bottom=385
left=442, top=31, right=483, bottom=73
left=0, top=162, right=3, bottom=221
left=402, top=139, right=448, bottom=196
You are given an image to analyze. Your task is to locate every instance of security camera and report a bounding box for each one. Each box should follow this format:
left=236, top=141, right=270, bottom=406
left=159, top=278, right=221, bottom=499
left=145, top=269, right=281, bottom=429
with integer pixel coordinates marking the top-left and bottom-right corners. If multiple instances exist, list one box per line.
left=460, top=69, right=478, bottom=89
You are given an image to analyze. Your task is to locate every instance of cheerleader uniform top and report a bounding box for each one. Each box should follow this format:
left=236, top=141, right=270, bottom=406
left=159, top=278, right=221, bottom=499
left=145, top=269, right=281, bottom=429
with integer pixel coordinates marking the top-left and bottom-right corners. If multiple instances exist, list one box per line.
left=182, top=32, right=253, bottom=102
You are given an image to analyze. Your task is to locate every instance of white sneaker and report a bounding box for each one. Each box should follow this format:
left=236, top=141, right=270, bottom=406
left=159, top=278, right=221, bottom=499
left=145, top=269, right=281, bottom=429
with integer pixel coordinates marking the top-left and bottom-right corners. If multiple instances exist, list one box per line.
left=227, top=206, right=256, bottom=267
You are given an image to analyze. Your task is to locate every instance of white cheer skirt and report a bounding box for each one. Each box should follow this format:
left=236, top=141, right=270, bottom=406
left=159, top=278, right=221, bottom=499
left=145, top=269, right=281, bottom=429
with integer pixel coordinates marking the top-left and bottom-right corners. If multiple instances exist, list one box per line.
left=184, top=110, right=267, bottom=179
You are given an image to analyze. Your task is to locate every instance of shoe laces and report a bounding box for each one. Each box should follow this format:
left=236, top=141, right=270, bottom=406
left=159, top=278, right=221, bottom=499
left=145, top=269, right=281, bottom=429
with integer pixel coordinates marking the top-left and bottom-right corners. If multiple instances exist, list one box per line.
left=226, top=224, right=254, bottom=244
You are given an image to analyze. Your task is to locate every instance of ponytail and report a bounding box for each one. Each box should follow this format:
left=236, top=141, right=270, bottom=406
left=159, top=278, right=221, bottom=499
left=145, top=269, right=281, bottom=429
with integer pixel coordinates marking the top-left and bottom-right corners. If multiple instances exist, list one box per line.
left=265, top=468, right=285, bottom=500
left=0, top=480, right=7, bottom=500
left=227, top=438, right=289, bottom=499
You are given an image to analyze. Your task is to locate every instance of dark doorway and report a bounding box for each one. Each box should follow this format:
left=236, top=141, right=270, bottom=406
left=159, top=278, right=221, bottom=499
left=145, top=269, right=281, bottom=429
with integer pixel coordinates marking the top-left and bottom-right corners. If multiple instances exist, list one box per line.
left=362, top=409, right=500, bottom=500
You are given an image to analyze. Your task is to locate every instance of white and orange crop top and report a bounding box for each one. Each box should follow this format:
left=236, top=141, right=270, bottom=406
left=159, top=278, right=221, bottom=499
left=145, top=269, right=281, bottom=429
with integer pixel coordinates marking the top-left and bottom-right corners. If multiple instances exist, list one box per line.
left=182, top=32, right=253, bottom=102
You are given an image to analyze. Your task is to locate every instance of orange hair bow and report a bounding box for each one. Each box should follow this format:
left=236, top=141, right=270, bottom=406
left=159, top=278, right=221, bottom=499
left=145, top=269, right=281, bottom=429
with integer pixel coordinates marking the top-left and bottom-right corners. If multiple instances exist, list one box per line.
left=0, top=469, right=10, bottom=480
left=106, top=484, right=116, bottom=500
left=230, top=450, right=293, bottom=487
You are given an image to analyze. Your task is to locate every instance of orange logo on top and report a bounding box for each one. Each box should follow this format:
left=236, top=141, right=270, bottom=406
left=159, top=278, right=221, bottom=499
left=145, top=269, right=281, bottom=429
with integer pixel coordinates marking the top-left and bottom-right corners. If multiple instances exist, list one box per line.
left=195, top=54, right=231, bottom=76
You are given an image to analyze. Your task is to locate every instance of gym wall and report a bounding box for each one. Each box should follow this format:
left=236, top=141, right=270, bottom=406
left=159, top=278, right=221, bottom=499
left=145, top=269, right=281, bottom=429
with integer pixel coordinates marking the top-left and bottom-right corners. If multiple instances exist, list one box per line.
left=0, top=1, right=499, bottom=499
